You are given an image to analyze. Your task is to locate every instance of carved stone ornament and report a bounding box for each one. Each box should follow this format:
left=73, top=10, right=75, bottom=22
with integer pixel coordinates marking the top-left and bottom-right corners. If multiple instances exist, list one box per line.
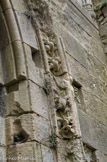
left=43, top=38, right=55, bottom=57
left=54, top=94, right=70, bottom=112
left=58, top=117, right=75, bottom=138
left=43, top=35, right=67, bottom=76
left=48, top=56, right=62, bottom=75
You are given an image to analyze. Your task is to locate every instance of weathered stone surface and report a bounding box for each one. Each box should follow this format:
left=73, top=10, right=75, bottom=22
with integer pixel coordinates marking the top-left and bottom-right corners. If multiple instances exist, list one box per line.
left=5, top=114, right=50, bottom=145
left=7, top=142, right=55, bottom=162
left=87, top=53, right=107, bottom=81
left=51, top=0, right=99, bottom=43
left=67, top=53, right=107, bottom=105
left=66, top=54, right=88, bottom=86
left=15, top=12, right=38, bottom=50
left=0, top=53, right=3, bottom=85
left=0, top=117, right=5, bottom=146
left=0, top=45, right=17, bottom=85
left=0, top=88, right=6, bottom=118
left=7, top=142, right=42, bottom=162
left=6, top=81, right=29, bottom=116
left=99, top=23, right=107, bottom=38
left=0, top=0, right=12, bottom=11
left=6, top=80, right=49, bottom=119
left=55, top=138, right=86, bottom=162
left=41, top=145, right=55, bottom=162
left=23, top=44, right=45, bottom=86
left=0, top=13, right=9, bottom=49
left=78, top=109, right=107, bottom=154
left=83, top=144, right=96, bottom=162
left=29, top=81, right=49, bottom=119
left=89, top=37, right=107, bottom=64
left=81, top=89, right=107, bottom=126
left=95, top=150, right=107, bottom=162
left=102, top=6, right=107, bottom=17
left=0, top=147, right=6, bottom=162
left=104, top=46, right=107, bottom=54
left=0, top=0, right=107, bottom=161
left=12, top=41, right=26, bottom=80
left=64, top=33, right=87, bottom=68
left=11, top=0, right=27, bottom=13
left=0, top=4, right=3, bottom=13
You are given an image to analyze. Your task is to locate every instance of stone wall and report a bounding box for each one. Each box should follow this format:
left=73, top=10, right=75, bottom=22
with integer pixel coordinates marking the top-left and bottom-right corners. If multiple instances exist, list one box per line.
left=0, top=0, right=107, bottom=161
left=49, top=0, right=107, bottom=161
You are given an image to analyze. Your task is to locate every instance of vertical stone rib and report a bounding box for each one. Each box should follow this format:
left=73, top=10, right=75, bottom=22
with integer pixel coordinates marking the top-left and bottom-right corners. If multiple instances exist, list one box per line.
left=55, top=35, right=68, bottom=74
left=37, top=29, right=50, bottom=74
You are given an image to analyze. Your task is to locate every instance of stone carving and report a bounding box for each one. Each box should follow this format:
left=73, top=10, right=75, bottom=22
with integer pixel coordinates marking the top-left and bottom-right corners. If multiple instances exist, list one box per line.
left=43, top=35, right=67, bottom=76
left=48, top=57, right=62, bottom=75
left=58, top=117, right=75, bottom=139
left=43, top=38, right=55, bottom=57
left=54, top=94, right=70, bottom=112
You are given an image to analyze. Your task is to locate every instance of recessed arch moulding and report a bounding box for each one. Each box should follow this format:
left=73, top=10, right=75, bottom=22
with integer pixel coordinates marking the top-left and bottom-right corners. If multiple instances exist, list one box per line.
left=0, top=0, right=27, bottom=87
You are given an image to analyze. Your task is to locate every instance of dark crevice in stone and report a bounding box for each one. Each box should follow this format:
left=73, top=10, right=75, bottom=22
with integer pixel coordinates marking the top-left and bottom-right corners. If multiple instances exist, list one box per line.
left=0, top=87, right=6, bottom=117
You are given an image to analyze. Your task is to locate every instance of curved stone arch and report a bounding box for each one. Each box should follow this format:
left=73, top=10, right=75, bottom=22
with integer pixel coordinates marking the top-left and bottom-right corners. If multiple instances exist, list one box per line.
left=0, top=0, right=26, bottom=86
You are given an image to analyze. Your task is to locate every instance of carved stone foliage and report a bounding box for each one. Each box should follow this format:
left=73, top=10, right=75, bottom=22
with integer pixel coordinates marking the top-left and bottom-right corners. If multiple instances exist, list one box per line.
left=54, top=94, right=70, bottom=112
left=57, top=117, right=75, bottom=139
left=43, top=34, right=67, bottom=76
left=52, top=76, right=78, bottom=139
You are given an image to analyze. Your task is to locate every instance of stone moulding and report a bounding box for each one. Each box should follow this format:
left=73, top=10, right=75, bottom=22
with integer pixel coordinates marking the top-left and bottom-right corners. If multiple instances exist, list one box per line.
left=55, top=35, right=68, bottom=74
left=37, top=29, right=50, bottom=74
left=0, top=0, right=27, bottom=86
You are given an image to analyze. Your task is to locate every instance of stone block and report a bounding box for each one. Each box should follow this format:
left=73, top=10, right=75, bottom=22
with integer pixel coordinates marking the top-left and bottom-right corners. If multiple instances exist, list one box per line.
left=67, top=0, right=99, bottom=39
left=41, top=145, right=55, bottom=162
left=6, top=81, right=30, bottom=116
left=90, top=37, right=106, bottom=64
left=0, top=53, right=3, bottom=85
left=7, top=142, right=55, bottom=162
left=66, top=54, right=89, bottom=87
left=104, top=46, right=107, bottom=54
left=102, top=6, right=107, bottom=17
left=0, top=88, right=6, bottom=118
left=95, top=150, right=107, bottom=162
left=86, top=76, right=107, bottom=105
left=5, top=114, right=50, bottom=145
left=81, top=89, right=107, bottom=126
left=0, top=117, right=5, bottom=146
left=99, top=23, right=107, bottom=38
left=7, top=142, right=42, bottom=162
left=68, top=53, right=107, bottom=105
left=29, top=80, right=49, bottom=119
left=0, top=4, right=3, bottom=13
left=15, top=12, right=38, bottom=50
left=0, top=12, right=9, bottom=49
left=78, top=110, right=107, bottom=154
left=6, top=80, right=49, bottom=120
left=0, top=45, right=17, bottom=85
left=86, top=54, right=107, bottom=82
left=0, top=147, right=6, bottom=162
left=10, top=0, right=27, bottom=13
left=63, top=32, right=87, bottom=68
left=23, top=44, right=45, bottom=86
